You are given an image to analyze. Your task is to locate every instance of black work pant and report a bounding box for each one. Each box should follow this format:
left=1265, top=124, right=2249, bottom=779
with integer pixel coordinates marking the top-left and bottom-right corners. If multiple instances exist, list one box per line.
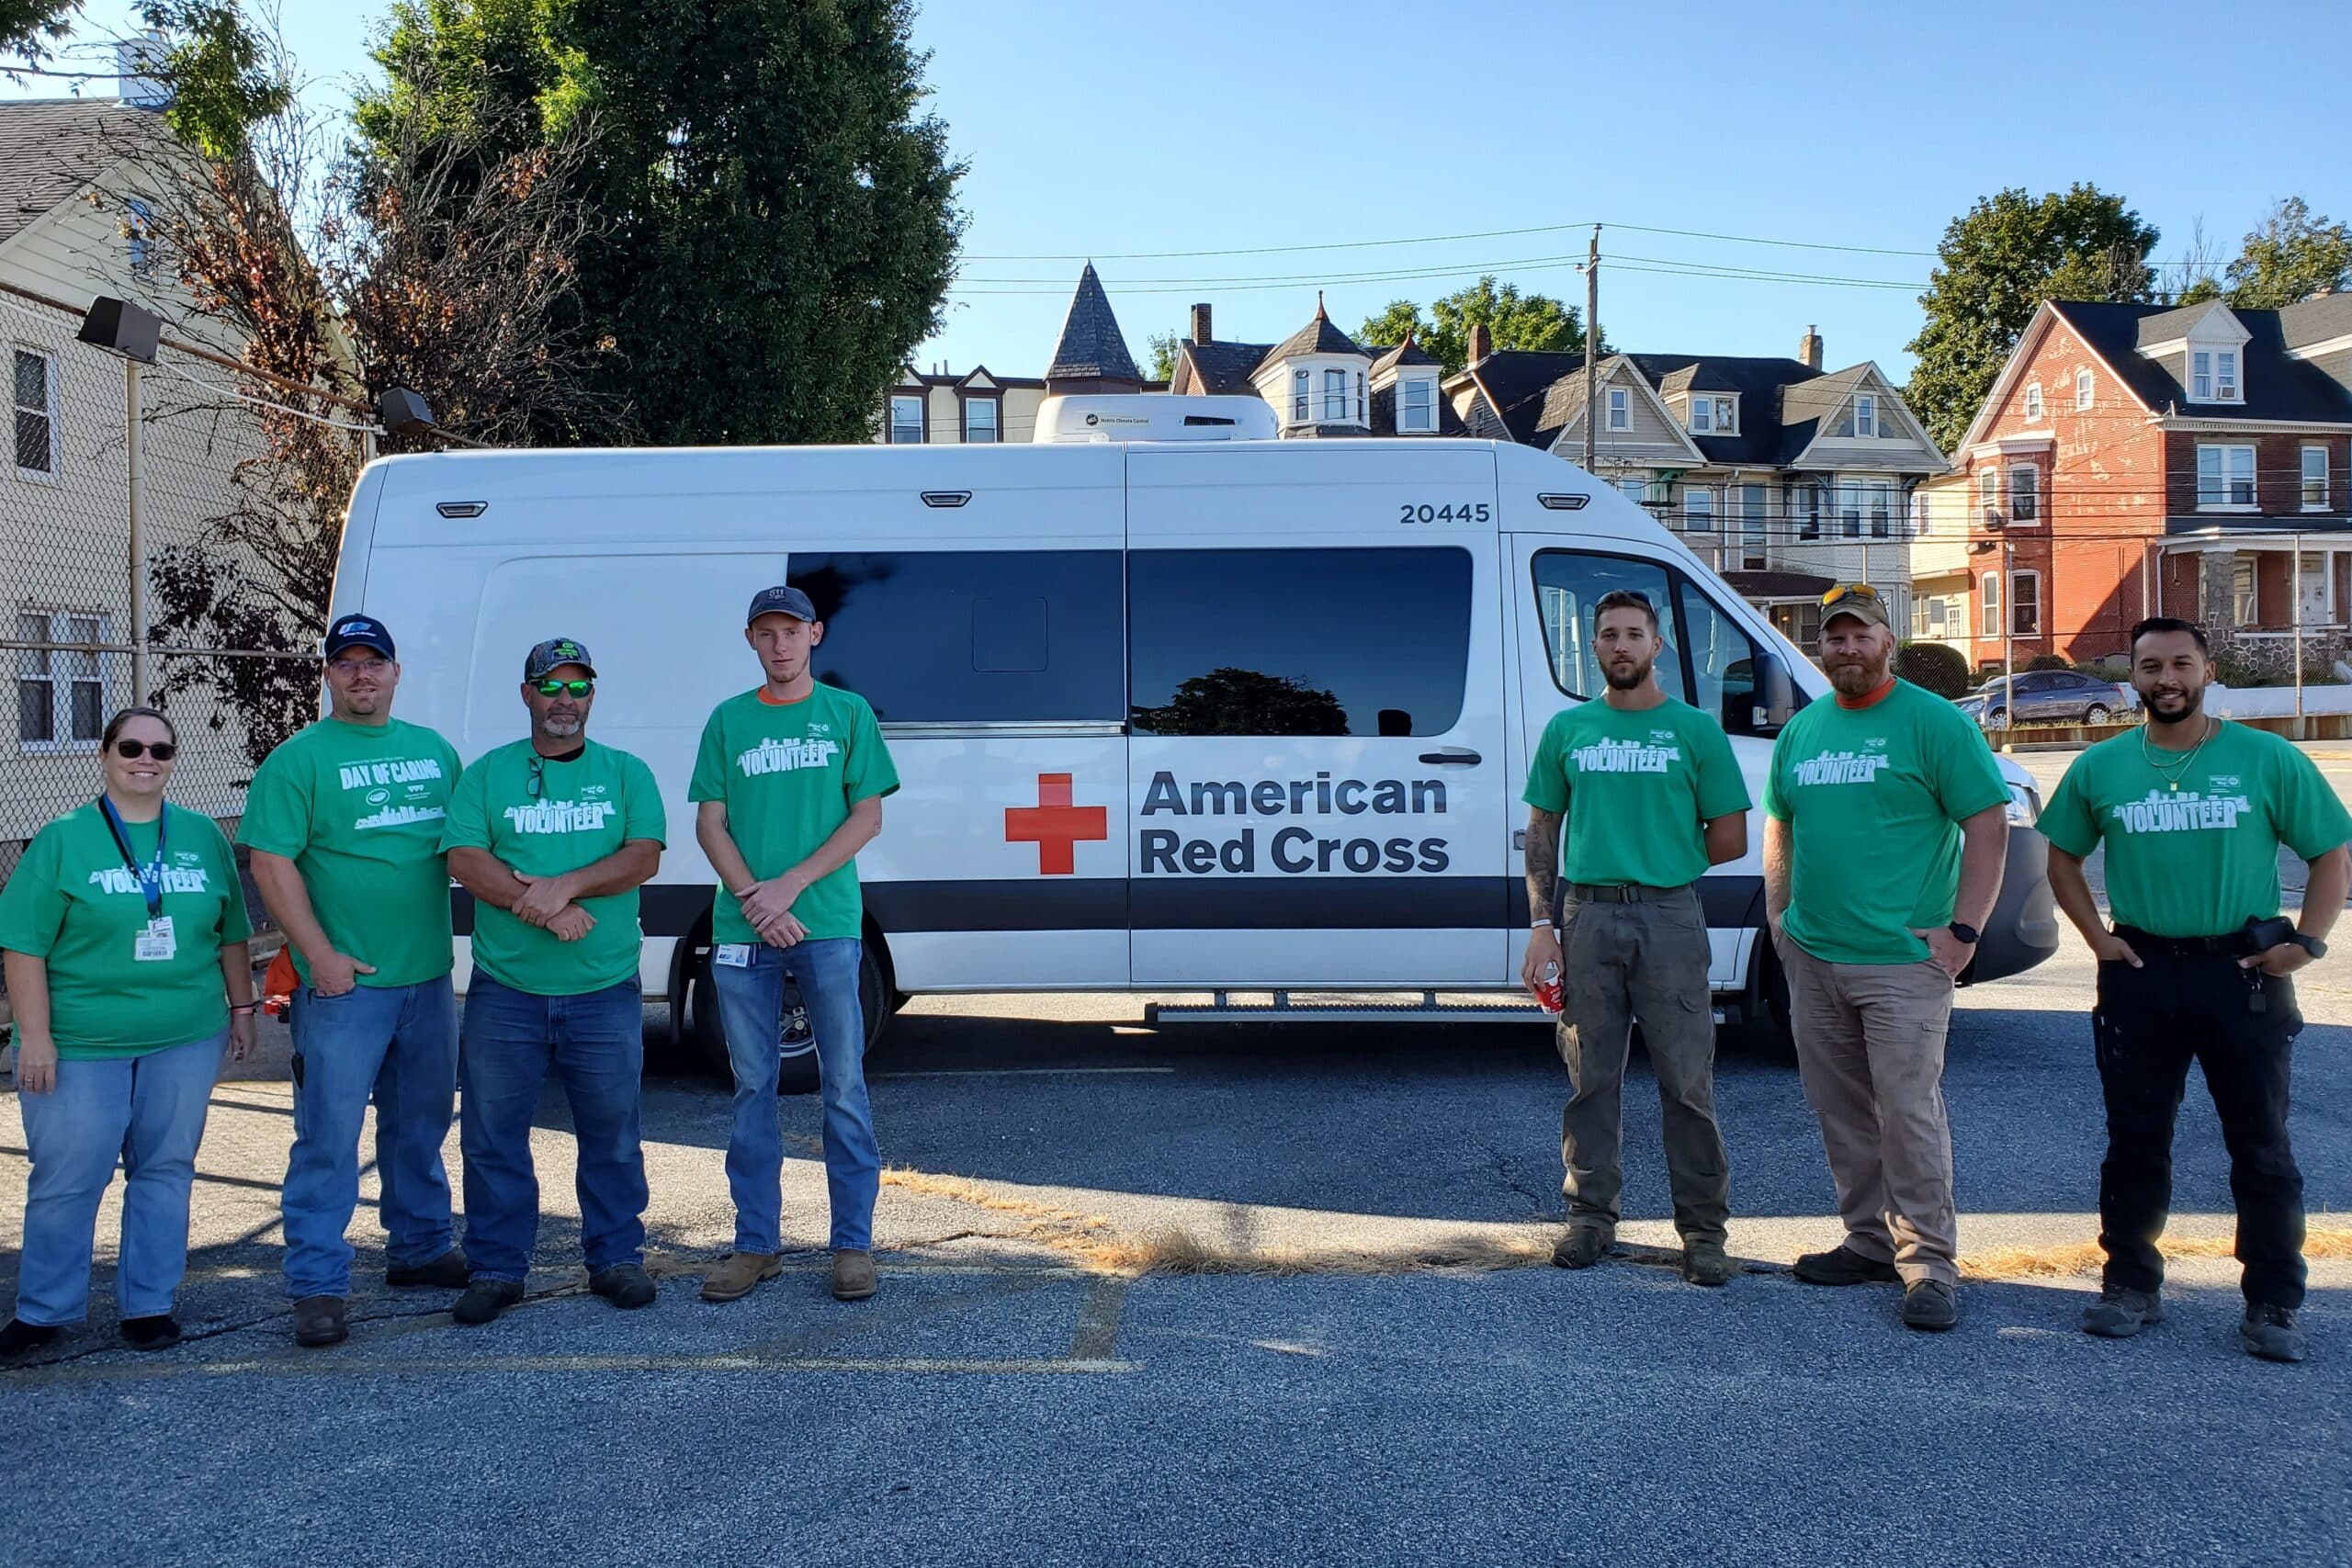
left=2094, top=942, right=2305, bottom=1309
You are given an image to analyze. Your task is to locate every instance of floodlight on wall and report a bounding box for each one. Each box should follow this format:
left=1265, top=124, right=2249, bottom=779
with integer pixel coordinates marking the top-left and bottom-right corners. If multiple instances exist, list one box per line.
left=378, top=388, right=436, bottom=436
left=76, top=296, right=161, bottom=364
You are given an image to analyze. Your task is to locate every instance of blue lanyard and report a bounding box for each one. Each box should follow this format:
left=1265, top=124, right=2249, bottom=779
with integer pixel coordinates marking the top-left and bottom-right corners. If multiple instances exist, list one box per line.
left=98, top=796, right=168, bottom=922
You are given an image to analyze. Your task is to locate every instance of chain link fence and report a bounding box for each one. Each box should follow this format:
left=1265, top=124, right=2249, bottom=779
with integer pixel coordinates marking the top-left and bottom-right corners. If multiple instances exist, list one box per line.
left=1, top=285, right=360, bottom=880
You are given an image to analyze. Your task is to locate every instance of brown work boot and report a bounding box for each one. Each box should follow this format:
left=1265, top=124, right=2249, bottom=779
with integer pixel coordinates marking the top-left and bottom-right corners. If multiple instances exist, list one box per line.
left=699, top=1252, right=782, bottom=1303
left=831, top=1249, right=878, bottom=1302
left=292, top=1294, right=348, bottom=1348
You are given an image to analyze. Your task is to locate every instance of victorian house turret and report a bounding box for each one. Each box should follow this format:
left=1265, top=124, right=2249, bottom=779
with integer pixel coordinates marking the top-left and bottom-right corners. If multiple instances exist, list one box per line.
left=1166, top=295, right=1460, bottom=437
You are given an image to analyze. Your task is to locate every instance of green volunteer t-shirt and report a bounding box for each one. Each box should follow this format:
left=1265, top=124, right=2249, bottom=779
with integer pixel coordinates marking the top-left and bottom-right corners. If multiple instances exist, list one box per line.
left=1764, top=679, right=2011, bottom=965
left=1523, top=696, right=1752, bottom=889
left=688, top=683, right=899, bottom=944
left=236, top=716, right=462, bottom=988
left=2040, top=721, right=2352, bottom=939
left=0, top=803, right=254, bottom=1058
left=439, top=739, right=668, bottom=996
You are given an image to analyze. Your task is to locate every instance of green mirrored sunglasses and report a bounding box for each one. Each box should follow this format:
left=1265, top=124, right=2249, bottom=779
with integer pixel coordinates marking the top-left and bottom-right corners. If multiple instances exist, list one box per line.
left=534, top=679, right=594, bottom=697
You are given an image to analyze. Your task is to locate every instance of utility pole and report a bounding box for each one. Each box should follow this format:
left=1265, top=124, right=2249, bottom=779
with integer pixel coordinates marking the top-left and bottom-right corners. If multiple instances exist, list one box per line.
left=2001, top=530, right=2014, bottom=750
left=1582, top=224, right=1600, bottom=476
left=125, top=356, right=150, bottom=705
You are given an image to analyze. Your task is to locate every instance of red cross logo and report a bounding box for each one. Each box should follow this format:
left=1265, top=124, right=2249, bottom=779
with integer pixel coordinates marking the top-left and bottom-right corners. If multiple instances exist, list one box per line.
left=1005, top=773, right=1108, bottom=875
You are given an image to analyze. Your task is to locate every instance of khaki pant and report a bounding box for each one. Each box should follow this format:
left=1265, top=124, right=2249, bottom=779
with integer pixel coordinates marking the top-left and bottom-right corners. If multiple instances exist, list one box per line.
left=1779, top=937, right=1958, bottom=1285
left=1556, top=884, right=1730, bottom=1247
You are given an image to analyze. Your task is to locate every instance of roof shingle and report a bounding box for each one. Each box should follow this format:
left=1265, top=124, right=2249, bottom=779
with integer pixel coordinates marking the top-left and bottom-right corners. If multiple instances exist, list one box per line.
left=1045, top=262, right=1142, bottom=383
left=0, top=98, right=147, bottom=248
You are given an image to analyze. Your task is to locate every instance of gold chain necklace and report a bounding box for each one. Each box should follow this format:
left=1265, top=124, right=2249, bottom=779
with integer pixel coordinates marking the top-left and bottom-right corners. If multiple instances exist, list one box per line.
left=2141, top=715, right=2216, bottom=791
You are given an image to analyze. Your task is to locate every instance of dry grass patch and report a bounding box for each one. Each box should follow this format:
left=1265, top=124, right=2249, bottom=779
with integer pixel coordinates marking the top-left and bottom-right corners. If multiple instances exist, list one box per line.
left=1961, top=1224, right=2352, bottom=1281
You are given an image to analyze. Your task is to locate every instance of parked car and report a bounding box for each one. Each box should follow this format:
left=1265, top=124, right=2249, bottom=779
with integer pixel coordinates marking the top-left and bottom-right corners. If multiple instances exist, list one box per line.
left=1956, top=670, right=2132, bottom=728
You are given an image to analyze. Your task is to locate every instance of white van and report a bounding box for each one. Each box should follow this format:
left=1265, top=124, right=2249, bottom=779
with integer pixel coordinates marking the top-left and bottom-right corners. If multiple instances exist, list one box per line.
left=334, top=403, right=2059, bottom=1077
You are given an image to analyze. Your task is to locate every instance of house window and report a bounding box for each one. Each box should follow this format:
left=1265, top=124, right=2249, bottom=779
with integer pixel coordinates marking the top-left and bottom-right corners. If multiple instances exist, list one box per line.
left=2217, top=349, right=2239, bottom=402
left=15, top=348, right=57, bottom=476
left=1869, top=482, right=1894, bottom=538
left=1605, top=387, right=1630, bottom=432
left=2011, top=570, right=2041, bottom=636
left=1795, top=482, right=1821, bottom=540
left=1854, top=394, right=1877, bottom=438
left=2303, top=444, right=2329, bottom=511
left=1689, top=398, right=1711, bottom=434
left=127, top=197, right=154, bottom=275
left=17, top=610, right=107, bottom=752
left=2190, top=349, right=2240, bottom=403
left=1838, top=481, right=1862, bottom=538
left=1981, top=572, right=2001, bottom=637
left=1616, top=474, right=1650, bottom=508
left=1323, top=367, right=1347, bottom=422
left=2007, top=464, right=2039, bottom=523
left=1712, top=397, right=1736, bottom=434
left=1682, top=484, right=1715, bottom=531
left=963, top=397, right=999, bottom=444
left=1355, top=371, right=1365, bottom=422
left=2024, top=383, right=2043, bottom=422
left=1978, top=467, right=2000, bottom=525
left=2198, top=444, right=2257, bottom=509
left=1739, top=484, right=1768, bottom=568
left=887, top=394, right=923, bottom=445
left=2232, top=558, right=2257, bottom=626
left=2192, top=351, right=2211, bottom=401
left=1292, top=368, right=1309, bottom=423
left=2075, top=368, right=2095, bottom=410
left=1399, top=377, right=1436, bottom=433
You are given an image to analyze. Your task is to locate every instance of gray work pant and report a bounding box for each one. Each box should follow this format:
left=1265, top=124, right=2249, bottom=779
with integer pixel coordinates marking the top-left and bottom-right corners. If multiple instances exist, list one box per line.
left=1778, top=937, right=1959, bottom=1285
left=1555, top=883, right=1730, bottom=1247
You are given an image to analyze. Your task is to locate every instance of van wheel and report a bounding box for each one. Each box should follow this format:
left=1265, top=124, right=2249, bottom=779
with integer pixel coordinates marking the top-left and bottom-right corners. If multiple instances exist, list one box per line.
left=683, top=945, right=888, bottom=1096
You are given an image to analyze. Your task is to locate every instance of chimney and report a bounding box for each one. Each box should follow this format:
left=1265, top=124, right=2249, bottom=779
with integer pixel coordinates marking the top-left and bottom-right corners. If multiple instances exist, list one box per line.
left=118, top=29, right=171, bottom=110
left=1468, top=321, right=1493, bottom=365
left=1798, top=324, right=1823, bottom=370
left=1190, top=302, right=1212, bottom=345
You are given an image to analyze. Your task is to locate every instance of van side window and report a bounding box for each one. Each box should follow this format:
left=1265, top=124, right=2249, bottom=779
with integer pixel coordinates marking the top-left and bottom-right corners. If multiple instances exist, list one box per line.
left=788, top=549, right=1125, bottom=722
left=1675, top=579, right=1767, bottom=735
left=1530, top=552, right=1688, bottom=704
left=1129, top=547, right=1472, bottom=737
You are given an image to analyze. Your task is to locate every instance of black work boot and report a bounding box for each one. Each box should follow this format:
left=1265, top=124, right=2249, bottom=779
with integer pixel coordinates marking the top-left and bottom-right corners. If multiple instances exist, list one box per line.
left=2242, top=1303, right=2307, bottom=1363
left=2082, top=1285, right=2163, bottom=1339
left=452, top=1280, right=526, bottom=1326
left=1793, top=1243, right=1901, bottom=1286
left=1551, top=1226, right=1612, bottom=1269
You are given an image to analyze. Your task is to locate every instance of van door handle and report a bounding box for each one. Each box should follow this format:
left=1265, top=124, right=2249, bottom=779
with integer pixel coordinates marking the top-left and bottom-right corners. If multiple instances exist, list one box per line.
left=1419, top=748, right=1482, bottom=765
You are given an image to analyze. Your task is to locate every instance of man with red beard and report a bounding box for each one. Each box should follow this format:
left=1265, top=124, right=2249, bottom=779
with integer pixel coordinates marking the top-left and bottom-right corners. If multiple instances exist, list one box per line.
left=1763, top=584, right=2009, bottom=1332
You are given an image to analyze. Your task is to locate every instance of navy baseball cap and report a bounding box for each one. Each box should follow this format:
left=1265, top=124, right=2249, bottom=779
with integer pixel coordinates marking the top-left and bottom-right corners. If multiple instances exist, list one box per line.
left=745, top=586, right=818, bottom=626
left=523, top=637, right=597, bottom=681
left=323, top=615, right=395, bottom=659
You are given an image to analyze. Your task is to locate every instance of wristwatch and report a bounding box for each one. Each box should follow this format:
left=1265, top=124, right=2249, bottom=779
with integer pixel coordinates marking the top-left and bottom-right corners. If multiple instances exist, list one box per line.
left=2290, top=931, right=2327, bottom=959
left=1948, top=920, right=1981, bottom=946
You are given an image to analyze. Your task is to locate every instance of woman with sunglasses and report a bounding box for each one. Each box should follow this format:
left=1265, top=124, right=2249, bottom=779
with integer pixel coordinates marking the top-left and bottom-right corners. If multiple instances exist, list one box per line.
left=0, top=707, right=254, bottom=1357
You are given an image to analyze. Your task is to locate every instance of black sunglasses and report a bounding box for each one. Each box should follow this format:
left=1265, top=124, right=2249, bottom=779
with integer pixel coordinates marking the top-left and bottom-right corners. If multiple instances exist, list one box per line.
left=534, top=679, right=594, bottom=697
left=113, top=739, right=177, bottom=761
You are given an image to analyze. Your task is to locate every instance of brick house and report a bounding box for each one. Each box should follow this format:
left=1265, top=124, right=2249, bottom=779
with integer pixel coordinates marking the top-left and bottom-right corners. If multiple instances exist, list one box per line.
left=1951, top=297, right=2352, bottom=676
left=1445, top=329, right=1947, bottom=641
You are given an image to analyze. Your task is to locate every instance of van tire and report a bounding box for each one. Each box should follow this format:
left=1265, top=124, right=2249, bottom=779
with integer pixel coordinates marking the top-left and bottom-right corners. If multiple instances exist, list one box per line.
left=682, top=943, right=891, bottom=1096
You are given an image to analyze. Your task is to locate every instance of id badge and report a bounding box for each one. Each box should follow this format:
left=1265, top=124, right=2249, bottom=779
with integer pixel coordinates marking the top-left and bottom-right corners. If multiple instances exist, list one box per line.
left=713, top=943, right=752, bottom=968
left=134, top=916, right=177, bottom=963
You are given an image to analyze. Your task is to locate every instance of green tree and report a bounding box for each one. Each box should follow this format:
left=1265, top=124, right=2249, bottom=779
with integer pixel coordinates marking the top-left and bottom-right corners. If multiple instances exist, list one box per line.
left=0, top=1, right=76, bottom=72
left=360, top=0, right=965, bottom=446
left=1905, top=186, right=2159, bottom=452
left=1133, top=668, right=1348, bottom=737
left=1894, top=642, right=1971, bottom=700
left=1147, top=330, right=1180, bottom=383
left=2220, top=197, right=2352, bottom=309
left=1358, top=276, right=1591, bottom=378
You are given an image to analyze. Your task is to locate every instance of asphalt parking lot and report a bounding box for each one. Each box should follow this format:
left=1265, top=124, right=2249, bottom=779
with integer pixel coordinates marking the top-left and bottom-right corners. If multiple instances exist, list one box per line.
left=5, top=747, right=2351, bottom=1567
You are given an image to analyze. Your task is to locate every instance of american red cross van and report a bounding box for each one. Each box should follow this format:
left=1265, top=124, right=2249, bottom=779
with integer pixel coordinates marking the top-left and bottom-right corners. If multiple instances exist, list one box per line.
left=331, top=397, right=2058, bottom=1067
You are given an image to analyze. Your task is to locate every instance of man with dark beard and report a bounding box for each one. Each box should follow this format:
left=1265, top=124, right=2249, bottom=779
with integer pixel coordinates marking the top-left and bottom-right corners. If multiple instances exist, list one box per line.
left=2042, top=617, right=2348, bottom=1362
left=1763, top=583, right=2009, bottom=1332
left=1522, top=590, right=1750, bottom=1285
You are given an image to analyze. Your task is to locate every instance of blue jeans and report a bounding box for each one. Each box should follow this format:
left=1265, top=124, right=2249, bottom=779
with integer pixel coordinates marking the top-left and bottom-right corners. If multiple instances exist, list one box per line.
left=458, top=971, right=648, bottom=1281
left=711, top=939, right=876, bottom=1253
left=12, top=1032, right=224, bottom=1325
left=283, top=976, right=458, bottom=1300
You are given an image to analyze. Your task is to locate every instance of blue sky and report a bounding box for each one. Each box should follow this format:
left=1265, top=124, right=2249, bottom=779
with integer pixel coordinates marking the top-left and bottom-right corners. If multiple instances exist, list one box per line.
left=17, top=1, right=2351, bottom=382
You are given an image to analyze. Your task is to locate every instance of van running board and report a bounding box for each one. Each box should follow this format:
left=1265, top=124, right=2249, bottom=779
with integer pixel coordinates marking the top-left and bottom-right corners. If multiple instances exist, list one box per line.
left=1143, top=992, right=1737, bottom=1026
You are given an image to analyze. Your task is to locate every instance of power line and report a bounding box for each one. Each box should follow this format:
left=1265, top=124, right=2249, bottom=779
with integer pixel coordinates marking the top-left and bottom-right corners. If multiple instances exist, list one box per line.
left=961, top=222, right=1599, bottom=262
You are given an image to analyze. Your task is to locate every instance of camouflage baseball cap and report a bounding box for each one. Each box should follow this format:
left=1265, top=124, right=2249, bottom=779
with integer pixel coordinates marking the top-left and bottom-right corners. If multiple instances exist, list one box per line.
left=522, top=637, right=597, bottom=680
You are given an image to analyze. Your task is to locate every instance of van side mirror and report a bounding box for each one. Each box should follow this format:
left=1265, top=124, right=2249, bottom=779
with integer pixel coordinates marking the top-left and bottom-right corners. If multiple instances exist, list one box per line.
left=1738, top=651, right=1800, bottom=737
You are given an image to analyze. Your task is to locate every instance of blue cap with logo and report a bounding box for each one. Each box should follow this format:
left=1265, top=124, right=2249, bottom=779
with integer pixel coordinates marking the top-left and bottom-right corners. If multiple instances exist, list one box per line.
left=745, top=585, right=818, bottom=626
left=323, top=614, right=396, bottom=660
left=523, top=637, right=597, bottom=681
